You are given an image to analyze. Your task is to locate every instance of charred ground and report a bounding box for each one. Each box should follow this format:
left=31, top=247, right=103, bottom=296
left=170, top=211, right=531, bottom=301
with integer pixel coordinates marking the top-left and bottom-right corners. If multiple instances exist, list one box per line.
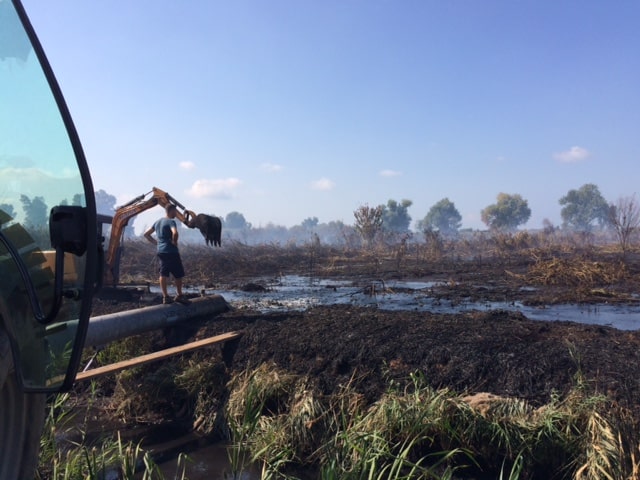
left=87, top=237, right=640, bottom=425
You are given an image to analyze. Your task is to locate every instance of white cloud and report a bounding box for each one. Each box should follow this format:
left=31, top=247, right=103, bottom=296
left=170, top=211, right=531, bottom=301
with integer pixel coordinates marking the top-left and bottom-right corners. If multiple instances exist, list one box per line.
left=310, top=177, right=335, bottom=191
left=179, top=161, right=196, bottom=170
left=261, top=162, right=283, bottom=172
left=379, top=169, right=402, bottom=177
left=553, top=146, right=590, bottom=163
left=186, top=178, right=241, bottom=198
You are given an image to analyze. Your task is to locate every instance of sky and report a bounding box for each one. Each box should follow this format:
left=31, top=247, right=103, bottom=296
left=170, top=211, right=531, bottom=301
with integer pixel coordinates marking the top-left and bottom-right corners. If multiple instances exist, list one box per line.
left=19, top=0, right=640, bottom=234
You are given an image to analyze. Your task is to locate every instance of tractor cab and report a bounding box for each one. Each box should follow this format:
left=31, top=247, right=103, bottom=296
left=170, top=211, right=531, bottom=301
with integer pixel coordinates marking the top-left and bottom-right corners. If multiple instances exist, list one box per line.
left=0, top=1, right=99, bottom=393
left=1, top=1, right=101, bottom=475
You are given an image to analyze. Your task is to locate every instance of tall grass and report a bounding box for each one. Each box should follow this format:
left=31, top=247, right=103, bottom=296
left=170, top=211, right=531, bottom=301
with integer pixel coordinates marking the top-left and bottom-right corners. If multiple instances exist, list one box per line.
left=224, top=365, right=640, bottom=480
left=225, top=363, right=301, bottom=478
left=37, top=388, right=188, bottom=480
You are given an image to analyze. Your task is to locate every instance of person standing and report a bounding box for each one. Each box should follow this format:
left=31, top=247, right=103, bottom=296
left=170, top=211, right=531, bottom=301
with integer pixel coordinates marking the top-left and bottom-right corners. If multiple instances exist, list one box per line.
left=144, top=204, right=190, bottom=304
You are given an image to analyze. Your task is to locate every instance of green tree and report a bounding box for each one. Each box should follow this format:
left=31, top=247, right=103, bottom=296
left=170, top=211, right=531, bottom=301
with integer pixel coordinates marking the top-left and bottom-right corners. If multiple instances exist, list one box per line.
left=559, top=183, right=609, bottom=231
left=481, top=193, right=531, bottom=231
left=225, top=211, right=251, bottom=229
left=354, top=204, right=383, bottom=247
left=417, top=198, right=462, bottom=236
left=20, top=194, right=48, bottom=229
left=381, top=199, right=412, bottom=233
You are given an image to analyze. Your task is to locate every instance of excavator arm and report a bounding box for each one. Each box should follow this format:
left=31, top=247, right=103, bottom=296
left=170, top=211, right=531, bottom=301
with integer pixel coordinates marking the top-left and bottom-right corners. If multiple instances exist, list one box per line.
left=104, top=187, right=221, bottom=285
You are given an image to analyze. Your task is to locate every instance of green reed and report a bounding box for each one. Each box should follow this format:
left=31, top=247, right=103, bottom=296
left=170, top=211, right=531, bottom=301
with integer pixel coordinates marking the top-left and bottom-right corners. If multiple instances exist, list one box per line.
left=223, top=365, right=640, bottom=480
left=37, top=386, right=188, bottom=480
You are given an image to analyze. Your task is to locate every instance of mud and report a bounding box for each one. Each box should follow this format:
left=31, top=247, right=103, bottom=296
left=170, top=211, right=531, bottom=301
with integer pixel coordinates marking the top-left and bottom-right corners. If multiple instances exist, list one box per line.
left=87, top=242, right=640, bottom=421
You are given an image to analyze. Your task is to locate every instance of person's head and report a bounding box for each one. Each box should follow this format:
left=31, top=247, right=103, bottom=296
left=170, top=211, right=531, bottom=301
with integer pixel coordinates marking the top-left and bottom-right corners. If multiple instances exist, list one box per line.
left=165, top=204, right=178, bottom=218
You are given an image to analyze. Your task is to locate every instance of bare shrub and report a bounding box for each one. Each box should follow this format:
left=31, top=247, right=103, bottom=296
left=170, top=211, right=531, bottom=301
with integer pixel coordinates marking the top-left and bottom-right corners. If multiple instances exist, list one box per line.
left=609, top=195, right=640, bottom=259
left=353, top=204, right=383, bottom=248
left=423, top=229, right=444, bottom=261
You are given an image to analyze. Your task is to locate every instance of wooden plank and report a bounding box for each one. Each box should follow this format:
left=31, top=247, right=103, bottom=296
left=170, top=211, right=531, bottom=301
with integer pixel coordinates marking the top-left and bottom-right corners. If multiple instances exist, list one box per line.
left=76, top=331, right=243, bottom=381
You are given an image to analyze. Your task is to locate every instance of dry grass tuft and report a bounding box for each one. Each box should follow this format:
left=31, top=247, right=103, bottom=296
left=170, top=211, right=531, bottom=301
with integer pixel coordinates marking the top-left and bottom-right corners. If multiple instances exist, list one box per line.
left=221, top=365, right=640, bottom=479
left=522, top=255, right=628, bottom=287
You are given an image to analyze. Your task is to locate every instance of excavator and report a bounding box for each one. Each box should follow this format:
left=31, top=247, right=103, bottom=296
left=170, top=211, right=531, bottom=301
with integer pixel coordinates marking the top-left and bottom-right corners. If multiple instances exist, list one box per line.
left=103, top=187, right=222, bottom=286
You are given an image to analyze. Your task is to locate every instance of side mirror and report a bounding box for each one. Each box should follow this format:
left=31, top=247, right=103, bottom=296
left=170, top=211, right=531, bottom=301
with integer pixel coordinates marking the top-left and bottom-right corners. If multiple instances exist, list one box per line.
left=50, top=206, right=87, bottom=256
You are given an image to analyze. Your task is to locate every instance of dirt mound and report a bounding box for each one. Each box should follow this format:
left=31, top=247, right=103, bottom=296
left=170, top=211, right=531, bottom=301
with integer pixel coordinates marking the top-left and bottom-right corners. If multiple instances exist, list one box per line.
left=197, top=305, right=640, bottom=411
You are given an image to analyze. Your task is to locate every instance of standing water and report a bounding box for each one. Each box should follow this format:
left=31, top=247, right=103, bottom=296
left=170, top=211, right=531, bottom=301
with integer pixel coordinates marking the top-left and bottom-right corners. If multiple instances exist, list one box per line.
left=195, top=275, right=640, bottom=331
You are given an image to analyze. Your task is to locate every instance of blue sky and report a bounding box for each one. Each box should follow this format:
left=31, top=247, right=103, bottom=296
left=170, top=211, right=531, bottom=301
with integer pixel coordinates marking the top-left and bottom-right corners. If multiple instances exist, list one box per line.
left=21, top=0, right=640, bottom=233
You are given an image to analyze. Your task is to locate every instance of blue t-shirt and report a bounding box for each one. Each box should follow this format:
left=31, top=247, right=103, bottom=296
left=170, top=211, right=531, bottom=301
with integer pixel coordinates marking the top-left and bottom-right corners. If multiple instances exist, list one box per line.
left=154, top=217, right=179, bottom=254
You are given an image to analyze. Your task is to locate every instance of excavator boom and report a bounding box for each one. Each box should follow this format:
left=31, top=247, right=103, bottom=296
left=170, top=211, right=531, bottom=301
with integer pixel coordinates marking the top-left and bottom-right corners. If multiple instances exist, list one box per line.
left=104, top=187, right=221, bottom=285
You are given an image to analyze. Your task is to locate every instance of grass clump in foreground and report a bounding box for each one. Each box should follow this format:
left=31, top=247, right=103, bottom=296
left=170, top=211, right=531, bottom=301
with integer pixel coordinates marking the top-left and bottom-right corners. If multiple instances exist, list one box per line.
left=36, top=390, right=188, bottom=480
left=225, top=364, right=640, bottom=480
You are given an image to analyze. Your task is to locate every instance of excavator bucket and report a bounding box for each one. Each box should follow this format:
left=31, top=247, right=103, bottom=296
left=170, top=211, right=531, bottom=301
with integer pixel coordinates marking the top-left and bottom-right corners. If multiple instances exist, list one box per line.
left=192, top=214, right=222, bottom=247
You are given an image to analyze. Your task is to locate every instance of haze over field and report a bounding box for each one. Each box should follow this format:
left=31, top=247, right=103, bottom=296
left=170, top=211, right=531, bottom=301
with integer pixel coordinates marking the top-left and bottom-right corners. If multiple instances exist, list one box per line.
left=21, top=0, right=640, bottom=234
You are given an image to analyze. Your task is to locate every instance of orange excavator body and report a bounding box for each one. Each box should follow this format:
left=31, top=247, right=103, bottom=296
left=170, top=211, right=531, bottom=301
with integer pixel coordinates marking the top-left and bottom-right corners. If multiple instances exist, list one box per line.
left=103, top=187, right=221, bottom=286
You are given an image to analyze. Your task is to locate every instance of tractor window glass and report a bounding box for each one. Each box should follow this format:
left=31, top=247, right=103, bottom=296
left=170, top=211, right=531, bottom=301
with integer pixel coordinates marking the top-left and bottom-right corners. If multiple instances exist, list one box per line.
left=0, top=0, right=92, bottom=390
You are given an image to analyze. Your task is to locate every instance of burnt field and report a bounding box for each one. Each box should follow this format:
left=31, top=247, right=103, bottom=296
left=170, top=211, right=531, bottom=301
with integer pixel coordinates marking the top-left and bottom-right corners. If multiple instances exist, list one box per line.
left=69, top=233, right=640, bottom=478
left=90, top=234, right=640, bottom=418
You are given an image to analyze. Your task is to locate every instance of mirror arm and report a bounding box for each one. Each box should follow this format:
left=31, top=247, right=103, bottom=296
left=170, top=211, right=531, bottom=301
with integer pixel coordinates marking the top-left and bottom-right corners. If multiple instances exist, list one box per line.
left=0, top=230, right=64, bottom=325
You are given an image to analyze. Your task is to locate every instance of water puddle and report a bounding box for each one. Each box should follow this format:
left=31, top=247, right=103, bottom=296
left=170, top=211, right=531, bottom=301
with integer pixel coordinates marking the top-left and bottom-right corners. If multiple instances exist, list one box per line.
left=61, top=409, right=260, bottom=480
left=155, top=442, right=259, bottom=480
left=195, top=275, right=640, bottom=331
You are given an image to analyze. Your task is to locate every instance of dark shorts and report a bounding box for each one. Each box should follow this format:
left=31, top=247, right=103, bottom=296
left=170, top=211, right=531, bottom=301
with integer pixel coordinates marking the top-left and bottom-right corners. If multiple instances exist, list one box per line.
left=157, top=252, right=185, bottom=279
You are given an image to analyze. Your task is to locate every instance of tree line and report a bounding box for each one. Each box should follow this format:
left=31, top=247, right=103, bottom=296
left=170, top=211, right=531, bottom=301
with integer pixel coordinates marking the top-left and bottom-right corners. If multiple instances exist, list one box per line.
left=193, top=182, right=640, bottom=253
left=0, top=193, right=86, bottom=230
left=7, top=184, right=638, bottom=253
left=353, top=183, right=636, bottom=238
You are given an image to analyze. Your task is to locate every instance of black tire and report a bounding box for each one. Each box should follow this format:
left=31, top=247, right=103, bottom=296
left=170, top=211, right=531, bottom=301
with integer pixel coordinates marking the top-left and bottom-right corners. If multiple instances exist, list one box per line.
left=0, top=321, right=46, bottom=479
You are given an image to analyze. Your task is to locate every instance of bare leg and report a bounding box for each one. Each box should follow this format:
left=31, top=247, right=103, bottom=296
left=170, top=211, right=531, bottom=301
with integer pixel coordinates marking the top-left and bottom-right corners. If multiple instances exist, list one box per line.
left=159, top=275, right=169, bottom=297
left=175, top=277, right=183, bottom=296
